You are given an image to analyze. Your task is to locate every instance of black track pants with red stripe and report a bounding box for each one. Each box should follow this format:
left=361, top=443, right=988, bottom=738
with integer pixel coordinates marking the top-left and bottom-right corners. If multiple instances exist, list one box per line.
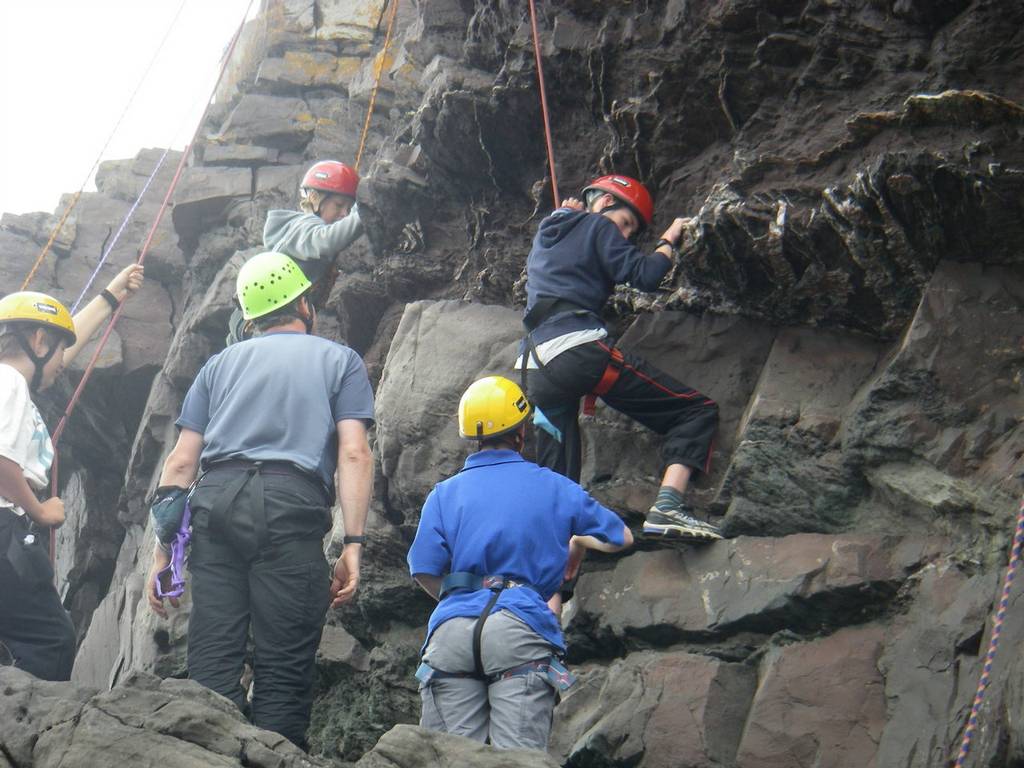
left=525, top=340, right=718, bottom=483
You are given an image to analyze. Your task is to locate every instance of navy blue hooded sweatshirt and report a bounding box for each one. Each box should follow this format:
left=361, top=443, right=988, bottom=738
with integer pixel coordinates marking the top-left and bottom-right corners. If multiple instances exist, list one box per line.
left=524, top=208, right=671, bottom=345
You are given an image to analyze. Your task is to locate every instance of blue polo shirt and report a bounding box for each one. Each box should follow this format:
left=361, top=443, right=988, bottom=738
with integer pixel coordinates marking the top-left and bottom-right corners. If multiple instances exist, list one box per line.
left=407, top=449, right=626, bottom=652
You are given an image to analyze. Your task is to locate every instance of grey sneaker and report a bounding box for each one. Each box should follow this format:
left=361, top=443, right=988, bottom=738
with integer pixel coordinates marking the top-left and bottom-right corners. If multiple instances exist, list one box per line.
left=643, top=504, right=723, bottom=543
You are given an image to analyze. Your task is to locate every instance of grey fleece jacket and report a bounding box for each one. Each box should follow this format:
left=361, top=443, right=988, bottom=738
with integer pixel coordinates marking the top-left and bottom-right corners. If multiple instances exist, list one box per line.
left=262, top=205, right=364, bottom=284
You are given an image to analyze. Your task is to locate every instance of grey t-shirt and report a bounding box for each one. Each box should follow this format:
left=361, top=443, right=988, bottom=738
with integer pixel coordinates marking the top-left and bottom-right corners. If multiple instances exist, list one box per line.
left=177, top=331, right=374, bottom=488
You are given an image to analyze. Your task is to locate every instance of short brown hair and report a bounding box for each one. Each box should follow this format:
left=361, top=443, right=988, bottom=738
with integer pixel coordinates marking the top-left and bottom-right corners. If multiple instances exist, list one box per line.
left=251, top=295, right=306, bottom=333
left=0, top=324, right=60, bottom=361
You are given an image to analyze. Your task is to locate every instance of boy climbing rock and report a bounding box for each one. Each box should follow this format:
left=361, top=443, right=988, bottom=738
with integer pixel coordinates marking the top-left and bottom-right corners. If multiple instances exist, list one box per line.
left=519, top=174, right=722, bottom=543
left=227, top=160, right=364, bottom=343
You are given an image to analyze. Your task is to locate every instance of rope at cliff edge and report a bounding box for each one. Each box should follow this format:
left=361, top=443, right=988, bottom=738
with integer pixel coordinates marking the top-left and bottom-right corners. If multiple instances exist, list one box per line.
left=528, top=0, right=559, bottom=208
left=69, top=146, right=174, bottom=312
left=954, top=494, right=1024, bottom=767
left=19, top=0, right=188, bottom=291
left=354, top=0, right=401, bottom=174
left=46, top=0, right=256, bottom=568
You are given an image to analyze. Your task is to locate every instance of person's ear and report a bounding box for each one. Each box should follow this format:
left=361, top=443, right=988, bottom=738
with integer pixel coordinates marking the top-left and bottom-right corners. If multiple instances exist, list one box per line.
left=31, top=328, right=53, bottom=355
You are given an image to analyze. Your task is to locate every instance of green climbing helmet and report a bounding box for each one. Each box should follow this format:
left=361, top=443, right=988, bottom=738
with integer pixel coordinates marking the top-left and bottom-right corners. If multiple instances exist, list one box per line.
left=236, top=251, right=312, bottom=320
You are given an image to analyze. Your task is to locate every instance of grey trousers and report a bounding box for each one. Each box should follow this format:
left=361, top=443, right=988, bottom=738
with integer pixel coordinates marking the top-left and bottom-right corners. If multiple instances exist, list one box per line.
left=420, top=610, right=558, bottom=751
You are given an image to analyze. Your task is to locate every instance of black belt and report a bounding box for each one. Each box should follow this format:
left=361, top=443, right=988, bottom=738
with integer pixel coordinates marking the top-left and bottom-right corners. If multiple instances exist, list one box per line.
left=203, top=459, right=331, bottom=501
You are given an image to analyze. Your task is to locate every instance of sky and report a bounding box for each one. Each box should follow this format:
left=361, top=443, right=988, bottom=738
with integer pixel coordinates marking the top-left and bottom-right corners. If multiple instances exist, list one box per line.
left=0, top=0, right=257, bottom=217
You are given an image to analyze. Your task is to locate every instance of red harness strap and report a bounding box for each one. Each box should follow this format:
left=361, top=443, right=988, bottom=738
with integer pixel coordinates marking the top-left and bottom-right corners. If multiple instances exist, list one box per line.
left=583, top=347, right=624, bottom=416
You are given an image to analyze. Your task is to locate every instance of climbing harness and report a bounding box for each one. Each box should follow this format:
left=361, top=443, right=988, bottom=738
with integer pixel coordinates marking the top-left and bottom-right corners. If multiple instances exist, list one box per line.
left=416, top=571, right=576, bottom=692
left=44, top=0, right=256, bottom=569
left=19, top=0, right=189, bottom=291
left=519, top=297, right=621, bottom=417
left=954, top=494, right=1024, bottom=767
left=527, top=0, right=559, bottom=207
left=440, top=572, right=540, bottom=678
left=415, top=656, right=575, bottom=693
left=354, top=0, right=401, bottom=174
left=583, top=345, right=623, bottom=417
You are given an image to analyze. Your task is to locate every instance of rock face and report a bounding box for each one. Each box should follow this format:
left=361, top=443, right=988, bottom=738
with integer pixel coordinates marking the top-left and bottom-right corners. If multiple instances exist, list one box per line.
left=3, top=1, right=1024, bottom=767
left=0, top=667, right=332, bottom=768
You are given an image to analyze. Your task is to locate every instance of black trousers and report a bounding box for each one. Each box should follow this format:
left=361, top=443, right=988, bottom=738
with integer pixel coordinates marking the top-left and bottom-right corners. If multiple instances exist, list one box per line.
left=0, top=510, right=76, bottom=681
left=187, top=466, right=332, bottom=750
left=526, top=340, right=719, bottom=483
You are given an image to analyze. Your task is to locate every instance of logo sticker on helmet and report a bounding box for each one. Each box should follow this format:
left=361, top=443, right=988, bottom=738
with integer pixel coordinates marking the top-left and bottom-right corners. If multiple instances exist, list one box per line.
left=33, top=303, right=59, bottom=316
left=314, top=171, right=329, bottom=179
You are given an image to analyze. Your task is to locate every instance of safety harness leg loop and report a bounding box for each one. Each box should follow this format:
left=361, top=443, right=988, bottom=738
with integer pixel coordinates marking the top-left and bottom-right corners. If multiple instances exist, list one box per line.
left=583, top=347, right=624, bottom=416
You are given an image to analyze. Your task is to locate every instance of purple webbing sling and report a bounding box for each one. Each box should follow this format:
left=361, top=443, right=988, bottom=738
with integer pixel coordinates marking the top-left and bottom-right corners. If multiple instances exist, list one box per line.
left=155, top=500, right=192, bottom=599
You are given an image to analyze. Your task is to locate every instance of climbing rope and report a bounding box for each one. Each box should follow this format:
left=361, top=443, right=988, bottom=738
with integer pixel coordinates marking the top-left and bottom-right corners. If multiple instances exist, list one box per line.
left=70, top=147, right=174, bottom=312
left=354, top=0, right=401, bottom=174
left=19, top=0, right=189, bottom=291
left=527, top=0, right=559, bottom=208
left=954, top=494, right=1024, bottom=767
left=46, top=0, right=256, bottom=568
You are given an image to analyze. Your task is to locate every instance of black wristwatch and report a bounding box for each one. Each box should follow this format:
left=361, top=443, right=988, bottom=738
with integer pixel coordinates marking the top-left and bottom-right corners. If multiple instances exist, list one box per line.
left=655, top=238, right=678, bottom=256
left=343, top=535, right=366, bottom=545
left=100, top=288, right=121, bottom=311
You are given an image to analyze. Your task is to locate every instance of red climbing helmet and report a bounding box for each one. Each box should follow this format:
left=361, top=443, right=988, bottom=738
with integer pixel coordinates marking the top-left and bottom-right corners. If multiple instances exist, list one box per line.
left=582, top=174, right=654, bottom=232
left=301, top=160, right=360, bottom=199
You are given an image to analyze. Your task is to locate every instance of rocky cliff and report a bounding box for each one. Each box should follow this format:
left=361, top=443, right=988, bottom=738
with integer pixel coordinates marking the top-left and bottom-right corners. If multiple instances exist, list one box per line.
left=2, top=1, right=1023, bottom=766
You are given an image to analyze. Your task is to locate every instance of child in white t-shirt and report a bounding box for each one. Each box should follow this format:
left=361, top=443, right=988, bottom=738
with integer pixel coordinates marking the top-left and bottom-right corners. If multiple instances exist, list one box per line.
left=0, top=264, right=143, bottom=680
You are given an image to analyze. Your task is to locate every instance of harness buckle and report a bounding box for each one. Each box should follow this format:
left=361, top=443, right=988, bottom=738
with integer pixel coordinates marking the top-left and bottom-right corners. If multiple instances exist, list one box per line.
left=482, top=575, right=507, bottom=590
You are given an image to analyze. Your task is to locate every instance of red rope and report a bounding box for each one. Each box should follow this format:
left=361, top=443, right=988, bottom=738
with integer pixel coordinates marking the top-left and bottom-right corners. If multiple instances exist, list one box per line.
left=528, top=0, right=559, bottom=208
left=47, top=0, right=255, bottom=568
left=954, top=494, right=1024, bottom=766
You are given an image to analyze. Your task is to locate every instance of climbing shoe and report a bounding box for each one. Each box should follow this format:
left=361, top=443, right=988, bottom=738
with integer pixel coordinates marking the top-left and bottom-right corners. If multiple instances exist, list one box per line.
left=643, top=504, right=723, bottom=543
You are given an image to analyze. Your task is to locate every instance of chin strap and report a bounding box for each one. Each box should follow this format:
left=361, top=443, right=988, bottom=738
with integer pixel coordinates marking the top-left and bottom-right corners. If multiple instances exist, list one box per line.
left=13, top=329, right=57, bottom=392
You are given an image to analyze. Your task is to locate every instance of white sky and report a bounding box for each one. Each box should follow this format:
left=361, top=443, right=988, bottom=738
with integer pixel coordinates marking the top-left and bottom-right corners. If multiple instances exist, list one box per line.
left=0, top=0, right=257, bottom=217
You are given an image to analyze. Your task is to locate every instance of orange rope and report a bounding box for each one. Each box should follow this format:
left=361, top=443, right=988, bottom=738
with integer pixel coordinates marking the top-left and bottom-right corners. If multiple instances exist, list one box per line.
left=528, top=0, right=559, bottom=207
left=19, top=0, right=189, bottom=291
left=354, top=0, right=400, bottom=174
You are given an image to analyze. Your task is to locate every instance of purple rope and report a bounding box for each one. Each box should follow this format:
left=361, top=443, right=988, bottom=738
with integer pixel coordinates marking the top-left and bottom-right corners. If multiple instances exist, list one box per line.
left=70, top=145, right=173, bottom=312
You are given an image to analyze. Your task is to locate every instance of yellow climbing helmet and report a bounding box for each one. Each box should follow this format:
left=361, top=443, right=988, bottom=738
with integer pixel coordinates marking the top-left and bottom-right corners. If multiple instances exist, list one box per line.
left=458, top=376, right=531, bottom=439
left=236, top=251, right=312, bottom=320
left=0, top=291, right=77, bottom=345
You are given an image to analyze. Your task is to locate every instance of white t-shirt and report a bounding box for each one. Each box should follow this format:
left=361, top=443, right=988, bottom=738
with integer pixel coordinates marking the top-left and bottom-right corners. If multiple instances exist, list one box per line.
left=0, top=363, right=53, bottom=516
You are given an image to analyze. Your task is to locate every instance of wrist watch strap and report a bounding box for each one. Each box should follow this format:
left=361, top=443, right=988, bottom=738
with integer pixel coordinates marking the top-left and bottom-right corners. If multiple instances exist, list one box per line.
left=100, top=288, right=120, bottom=310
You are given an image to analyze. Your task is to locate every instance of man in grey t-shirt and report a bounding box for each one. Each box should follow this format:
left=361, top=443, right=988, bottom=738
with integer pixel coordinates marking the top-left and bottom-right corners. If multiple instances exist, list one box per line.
left=147, top=252, right=374, bottom=750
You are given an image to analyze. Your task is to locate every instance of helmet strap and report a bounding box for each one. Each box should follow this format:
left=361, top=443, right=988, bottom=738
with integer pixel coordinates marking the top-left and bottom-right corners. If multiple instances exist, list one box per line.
left=13, top=328, right=57, bottom=392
